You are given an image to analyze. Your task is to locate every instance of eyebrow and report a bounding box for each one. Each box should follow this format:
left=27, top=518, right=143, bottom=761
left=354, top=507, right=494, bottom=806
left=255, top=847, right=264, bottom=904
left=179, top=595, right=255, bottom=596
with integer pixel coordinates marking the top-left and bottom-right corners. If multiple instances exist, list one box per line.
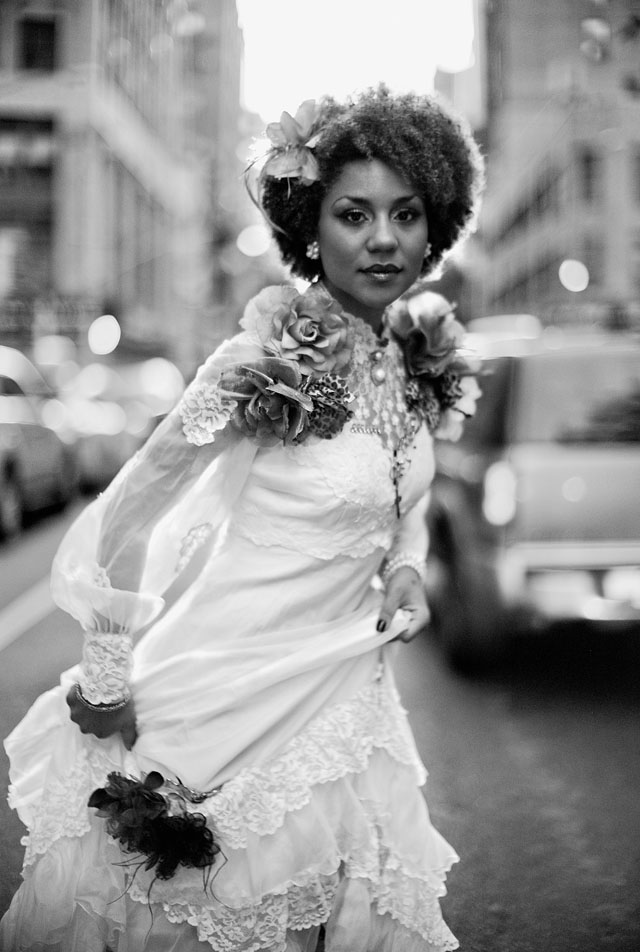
left=333, top=193, right=421, bottom=206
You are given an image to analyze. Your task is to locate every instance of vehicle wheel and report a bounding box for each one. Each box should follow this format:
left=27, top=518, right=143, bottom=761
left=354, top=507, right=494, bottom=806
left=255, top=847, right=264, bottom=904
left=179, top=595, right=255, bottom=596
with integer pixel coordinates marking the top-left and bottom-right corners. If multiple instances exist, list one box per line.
left=0, top=472, right=23, bottom=541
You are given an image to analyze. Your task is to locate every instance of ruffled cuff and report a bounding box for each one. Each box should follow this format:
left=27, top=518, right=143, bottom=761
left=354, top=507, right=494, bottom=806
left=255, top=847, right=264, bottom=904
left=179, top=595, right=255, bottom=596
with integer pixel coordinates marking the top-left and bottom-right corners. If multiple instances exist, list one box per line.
left=78, top=631, right=133, bottom=704
left=50, top=558, right=164, bottom=635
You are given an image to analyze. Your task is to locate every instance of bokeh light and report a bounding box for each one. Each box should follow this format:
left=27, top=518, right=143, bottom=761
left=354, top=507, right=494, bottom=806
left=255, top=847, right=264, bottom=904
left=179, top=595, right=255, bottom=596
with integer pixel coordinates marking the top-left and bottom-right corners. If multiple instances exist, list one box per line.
left=236, top=224, right=271, bottom=257
left=88, top=314, right=121, bottom=355
left=558, top=259, right=589, bottom=293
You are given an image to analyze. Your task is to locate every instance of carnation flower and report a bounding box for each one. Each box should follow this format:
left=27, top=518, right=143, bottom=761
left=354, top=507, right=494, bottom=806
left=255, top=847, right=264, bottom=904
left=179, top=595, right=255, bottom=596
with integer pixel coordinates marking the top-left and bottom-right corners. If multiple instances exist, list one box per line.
left=179, top=381, right=238, bottom=446
left=218, top=357, right=313, bottom=446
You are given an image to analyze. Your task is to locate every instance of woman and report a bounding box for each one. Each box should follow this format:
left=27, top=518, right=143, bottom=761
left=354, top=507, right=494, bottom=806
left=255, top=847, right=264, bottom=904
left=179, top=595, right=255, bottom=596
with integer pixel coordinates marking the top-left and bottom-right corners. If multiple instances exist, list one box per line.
left=1, top=86, right=483, bottom=951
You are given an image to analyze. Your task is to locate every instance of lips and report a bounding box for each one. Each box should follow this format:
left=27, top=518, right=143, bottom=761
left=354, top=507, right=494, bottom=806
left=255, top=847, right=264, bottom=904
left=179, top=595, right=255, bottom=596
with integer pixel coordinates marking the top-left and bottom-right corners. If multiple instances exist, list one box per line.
left=362, top=264, right=401, bottom=274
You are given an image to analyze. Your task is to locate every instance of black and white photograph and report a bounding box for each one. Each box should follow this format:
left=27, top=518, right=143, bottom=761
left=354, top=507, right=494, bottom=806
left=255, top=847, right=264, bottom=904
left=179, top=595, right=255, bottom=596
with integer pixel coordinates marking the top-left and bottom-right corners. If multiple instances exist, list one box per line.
left=1, top=2, right=639, bottom=950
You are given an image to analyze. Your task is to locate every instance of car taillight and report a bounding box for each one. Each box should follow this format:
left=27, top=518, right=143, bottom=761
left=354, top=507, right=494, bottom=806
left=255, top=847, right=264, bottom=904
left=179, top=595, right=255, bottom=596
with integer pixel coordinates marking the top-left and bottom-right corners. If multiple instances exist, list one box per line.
left=482, top=461, right=517, bottom=526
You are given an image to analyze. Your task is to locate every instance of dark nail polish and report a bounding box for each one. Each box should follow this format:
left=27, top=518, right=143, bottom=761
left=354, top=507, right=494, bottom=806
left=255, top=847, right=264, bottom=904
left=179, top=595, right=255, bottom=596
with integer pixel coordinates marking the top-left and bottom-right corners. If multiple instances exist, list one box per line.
left=377, top=619, right=387, bottom=632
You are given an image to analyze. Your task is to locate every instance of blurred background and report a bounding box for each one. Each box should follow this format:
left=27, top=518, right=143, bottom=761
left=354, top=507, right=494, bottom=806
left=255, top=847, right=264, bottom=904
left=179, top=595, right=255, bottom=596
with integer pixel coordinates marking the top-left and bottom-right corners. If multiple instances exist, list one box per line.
left=1, top=3, right=639, bottom=949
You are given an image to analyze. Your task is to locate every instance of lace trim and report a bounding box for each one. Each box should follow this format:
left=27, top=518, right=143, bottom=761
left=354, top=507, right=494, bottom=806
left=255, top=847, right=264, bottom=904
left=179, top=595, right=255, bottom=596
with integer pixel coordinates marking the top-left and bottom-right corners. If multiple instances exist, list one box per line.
left=78, top=631, right=133, bottom=705
left=129, top=854, right=458, bottom=952
left=175, top=522, right=215, bottom=574
left=92, top=564, right=112, bottom=588
left=179, top=381, right=237, bottom=446
left=201, top=670, right=424, bottom=848
left=13, top=743, right=114, bottom=866
left=144, top=874, right=339, bottom=952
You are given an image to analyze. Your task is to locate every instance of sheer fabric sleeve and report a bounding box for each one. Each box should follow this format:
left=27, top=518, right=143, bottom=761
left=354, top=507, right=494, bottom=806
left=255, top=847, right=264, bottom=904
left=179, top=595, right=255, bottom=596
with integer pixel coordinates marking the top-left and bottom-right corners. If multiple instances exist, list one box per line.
left=50, top=331, right=263, bottom=644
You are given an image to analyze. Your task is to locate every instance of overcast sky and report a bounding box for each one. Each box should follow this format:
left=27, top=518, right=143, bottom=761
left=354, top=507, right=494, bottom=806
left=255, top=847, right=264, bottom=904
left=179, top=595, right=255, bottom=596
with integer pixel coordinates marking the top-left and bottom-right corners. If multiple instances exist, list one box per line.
left=236, top=0, right=475, bottom=121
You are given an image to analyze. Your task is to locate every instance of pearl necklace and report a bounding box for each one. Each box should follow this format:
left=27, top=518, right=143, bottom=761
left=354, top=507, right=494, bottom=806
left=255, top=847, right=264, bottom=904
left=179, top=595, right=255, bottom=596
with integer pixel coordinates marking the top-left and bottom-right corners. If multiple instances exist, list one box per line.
left=368, top=338, right=389, bottom=385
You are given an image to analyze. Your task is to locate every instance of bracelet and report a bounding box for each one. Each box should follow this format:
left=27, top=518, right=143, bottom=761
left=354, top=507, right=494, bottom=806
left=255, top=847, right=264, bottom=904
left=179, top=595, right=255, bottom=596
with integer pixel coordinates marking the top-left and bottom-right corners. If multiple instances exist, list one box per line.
left=381, top=552, right=427, bottom=587
left=74, top=682, right=130, bottom=712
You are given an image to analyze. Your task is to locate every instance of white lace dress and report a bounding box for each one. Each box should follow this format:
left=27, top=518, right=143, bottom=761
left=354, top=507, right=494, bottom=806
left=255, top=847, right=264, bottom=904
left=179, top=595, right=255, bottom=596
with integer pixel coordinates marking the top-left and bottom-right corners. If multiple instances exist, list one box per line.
left=1, top=286, right=459, bottom=952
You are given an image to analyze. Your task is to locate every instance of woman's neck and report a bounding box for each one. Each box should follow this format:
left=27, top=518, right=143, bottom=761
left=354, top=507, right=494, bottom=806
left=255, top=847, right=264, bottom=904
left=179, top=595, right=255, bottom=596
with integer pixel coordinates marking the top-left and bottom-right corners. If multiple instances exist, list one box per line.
left=316, top=280, right=386, bottom=337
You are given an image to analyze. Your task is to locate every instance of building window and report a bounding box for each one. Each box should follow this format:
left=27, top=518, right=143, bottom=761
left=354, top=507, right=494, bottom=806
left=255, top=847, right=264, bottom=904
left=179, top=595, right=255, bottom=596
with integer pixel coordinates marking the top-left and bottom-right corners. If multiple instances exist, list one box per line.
left=577, top=146, right=601, bottom=203
left=18, top=18, right=57, bottom=71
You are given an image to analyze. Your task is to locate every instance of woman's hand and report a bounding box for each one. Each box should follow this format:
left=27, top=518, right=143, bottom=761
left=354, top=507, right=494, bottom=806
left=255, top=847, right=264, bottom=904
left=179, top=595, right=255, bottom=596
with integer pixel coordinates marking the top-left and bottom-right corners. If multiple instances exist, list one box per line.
left=377, top=567, right=430, bottom=643
left=66, top=685, right=138, bottom=750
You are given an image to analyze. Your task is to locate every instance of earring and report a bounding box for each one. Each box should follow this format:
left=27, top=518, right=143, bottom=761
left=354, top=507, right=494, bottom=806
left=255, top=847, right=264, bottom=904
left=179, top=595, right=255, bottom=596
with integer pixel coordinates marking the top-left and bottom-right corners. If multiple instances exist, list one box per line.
left=424, top=241, right=433, bottom=261
left=306, top=240, right=320, bottom=260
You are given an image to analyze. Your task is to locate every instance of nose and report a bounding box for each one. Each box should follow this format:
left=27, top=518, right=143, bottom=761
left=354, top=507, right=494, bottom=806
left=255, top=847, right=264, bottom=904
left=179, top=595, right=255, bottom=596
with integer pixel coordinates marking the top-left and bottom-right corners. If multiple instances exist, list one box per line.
left=367, top=215, right=398, bottom=253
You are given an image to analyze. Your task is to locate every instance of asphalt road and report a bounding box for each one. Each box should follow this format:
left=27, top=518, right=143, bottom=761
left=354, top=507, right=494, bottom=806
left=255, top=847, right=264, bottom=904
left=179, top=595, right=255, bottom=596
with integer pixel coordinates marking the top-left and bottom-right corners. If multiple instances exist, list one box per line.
left=1, top=504, right=639, bottom=952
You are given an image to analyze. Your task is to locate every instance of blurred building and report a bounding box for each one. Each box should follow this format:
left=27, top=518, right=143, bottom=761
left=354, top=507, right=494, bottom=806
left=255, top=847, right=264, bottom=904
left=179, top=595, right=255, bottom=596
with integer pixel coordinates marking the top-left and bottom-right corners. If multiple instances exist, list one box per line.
left=0, top=0, right=247, bottom=373
left=432, top=0, right=488, bottom=323
left=468, top=0, right=640, bottom=326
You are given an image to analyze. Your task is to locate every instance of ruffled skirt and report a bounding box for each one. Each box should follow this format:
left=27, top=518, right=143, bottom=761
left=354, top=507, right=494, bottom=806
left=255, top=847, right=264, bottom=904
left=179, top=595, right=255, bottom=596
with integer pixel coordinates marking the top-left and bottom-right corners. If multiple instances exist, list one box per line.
left=1, top=660, right=458, bottom=952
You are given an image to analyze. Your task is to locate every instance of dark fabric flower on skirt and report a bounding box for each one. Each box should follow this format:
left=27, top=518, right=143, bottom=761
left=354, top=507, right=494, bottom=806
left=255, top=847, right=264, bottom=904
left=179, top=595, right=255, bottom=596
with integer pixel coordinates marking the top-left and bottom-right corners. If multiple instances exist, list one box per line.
left=88, top=771, right=220, bottom=881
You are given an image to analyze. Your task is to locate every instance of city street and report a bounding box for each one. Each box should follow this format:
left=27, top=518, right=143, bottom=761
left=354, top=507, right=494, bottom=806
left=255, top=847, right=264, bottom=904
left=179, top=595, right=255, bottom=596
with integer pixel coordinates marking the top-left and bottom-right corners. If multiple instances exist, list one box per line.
left=1, top=505, right=639, bottom=952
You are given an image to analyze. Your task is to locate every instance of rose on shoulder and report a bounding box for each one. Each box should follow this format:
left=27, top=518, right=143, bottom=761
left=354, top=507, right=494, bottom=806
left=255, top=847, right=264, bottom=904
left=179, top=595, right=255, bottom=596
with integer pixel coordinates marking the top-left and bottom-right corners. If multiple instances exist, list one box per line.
left=218, top=356, right=354, bottom=446
left=246, top=284, right=353, bottom=378
left=389, top=288, right=482, bottom=440
left=388, top=290, right=465, bottom=378
left=218, top=357, right=313, bottom=446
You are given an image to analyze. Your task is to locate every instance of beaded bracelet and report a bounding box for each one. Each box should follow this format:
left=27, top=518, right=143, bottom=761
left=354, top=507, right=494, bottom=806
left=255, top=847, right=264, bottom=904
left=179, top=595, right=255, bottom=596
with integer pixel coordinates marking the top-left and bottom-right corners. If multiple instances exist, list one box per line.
left=74, top=682, right=130, bottom=713
left=381, top=551, right=427, bottom=587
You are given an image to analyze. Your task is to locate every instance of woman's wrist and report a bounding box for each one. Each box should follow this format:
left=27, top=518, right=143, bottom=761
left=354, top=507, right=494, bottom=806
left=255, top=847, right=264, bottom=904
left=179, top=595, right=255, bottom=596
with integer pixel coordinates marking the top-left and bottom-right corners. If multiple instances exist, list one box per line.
left=381, top=551, right=427, bottom=587
left=79, top=630, right=133, bottom=706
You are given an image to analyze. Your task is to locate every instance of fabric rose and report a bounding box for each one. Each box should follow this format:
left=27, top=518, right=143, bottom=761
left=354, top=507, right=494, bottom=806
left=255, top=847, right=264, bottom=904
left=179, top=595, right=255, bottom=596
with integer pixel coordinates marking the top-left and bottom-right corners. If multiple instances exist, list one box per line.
left=218, top=357, right=313, bottom=446
left=262, top=100, right=321, bottom=185
left=247, top=284, right=353, bottom=378
left=389, top=290, right=465, bottom=377
left=449, top=372, right=482, bottom=418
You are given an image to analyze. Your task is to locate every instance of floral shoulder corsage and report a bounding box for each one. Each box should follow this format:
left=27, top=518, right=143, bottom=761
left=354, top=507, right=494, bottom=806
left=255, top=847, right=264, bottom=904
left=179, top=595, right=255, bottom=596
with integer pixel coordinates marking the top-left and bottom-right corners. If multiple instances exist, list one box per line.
left=213, top=282, right=356, bottom=445
left=180, top=283, right=480, bottom=449
left=387, top=288, right=482, bottom=441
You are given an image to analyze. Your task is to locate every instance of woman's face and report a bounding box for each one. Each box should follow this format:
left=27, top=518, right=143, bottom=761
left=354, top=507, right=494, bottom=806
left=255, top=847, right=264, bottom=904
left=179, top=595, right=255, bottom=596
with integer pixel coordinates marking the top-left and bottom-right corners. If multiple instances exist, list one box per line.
left=317, top=159, right=429, bottom=331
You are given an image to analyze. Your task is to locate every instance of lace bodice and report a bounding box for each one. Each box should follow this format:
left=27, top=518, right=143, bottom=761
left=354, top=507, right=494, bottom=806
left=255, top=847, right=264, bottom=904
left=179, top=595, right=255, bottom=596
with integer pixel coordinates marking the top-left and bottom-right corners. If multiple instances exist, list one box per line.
left=51, top=286, right=433, bottom=636
left=228, top=314, right=432, bottom=560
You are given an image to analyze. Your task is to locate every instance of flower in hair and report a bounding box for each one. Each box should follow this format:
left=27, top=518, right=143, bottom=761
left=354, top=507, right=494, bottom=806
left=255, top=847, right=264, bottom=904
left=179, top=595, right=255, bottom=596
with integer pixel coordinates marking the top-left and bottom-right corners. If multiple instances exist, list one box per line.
left=262, top=99, right=321, bottom=185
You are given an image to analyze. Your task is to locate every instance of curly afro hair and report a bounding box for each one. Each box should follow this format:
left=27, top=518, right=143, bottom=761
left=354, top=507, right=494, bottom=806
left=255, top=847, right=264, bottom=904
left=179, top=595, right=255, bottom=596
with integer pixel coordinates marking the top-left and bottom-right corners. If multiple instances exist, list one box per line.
left=256, top=85, right=484, bottom=281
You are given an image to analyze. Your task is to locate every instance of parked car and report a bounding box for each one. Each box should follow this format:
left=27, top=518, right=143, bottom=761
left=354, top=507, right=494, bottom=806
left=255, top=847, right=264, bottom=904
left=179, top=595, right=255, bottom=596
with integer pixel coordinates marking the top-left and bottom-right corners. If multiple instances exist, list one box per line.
left=0, top=345, right=78, bottom=540
left=55, top=359, right=184, bottom=492
left=426, top=322, right=640, bottom=670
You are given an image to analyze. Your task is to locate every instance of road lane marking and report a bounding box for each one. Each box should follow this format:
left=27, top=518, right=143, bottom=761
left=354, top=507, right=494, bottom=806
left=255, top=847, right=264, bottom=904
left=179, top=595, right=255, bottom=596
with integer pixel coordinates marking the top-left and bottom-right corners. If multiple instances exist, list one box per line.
left=0, top=576, right=54, bottom=653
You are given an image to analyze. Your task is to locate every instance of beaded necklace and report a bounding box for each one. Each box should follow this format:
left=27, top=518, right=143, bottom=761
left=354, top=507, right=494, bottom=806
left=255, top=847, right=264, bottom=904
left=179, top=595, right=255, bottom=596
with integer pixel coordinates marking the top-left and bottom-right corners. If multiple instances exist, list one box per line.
left=346, top=315, right=421, bottom=518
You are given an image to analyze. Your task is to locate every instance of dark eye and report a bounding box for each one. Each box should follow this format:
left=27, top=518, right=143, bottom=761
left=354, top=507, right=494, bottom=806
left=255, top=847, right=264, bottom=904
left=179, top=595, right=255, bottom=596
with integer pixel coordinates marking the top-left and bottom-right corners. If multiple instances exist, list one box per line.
left=340, top=208, right=368, bottom=224
left=393, top=207, right=421, bottom=223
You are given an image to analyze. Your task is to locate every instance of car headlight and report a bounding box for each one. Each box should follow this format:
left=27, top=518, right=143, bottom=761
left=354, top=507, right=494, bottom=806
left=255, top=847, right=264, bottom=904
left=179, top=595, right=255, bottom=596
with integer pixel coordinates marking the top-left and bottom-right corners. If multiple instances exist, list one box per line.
left=482, top=461, right=517, bottom=526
